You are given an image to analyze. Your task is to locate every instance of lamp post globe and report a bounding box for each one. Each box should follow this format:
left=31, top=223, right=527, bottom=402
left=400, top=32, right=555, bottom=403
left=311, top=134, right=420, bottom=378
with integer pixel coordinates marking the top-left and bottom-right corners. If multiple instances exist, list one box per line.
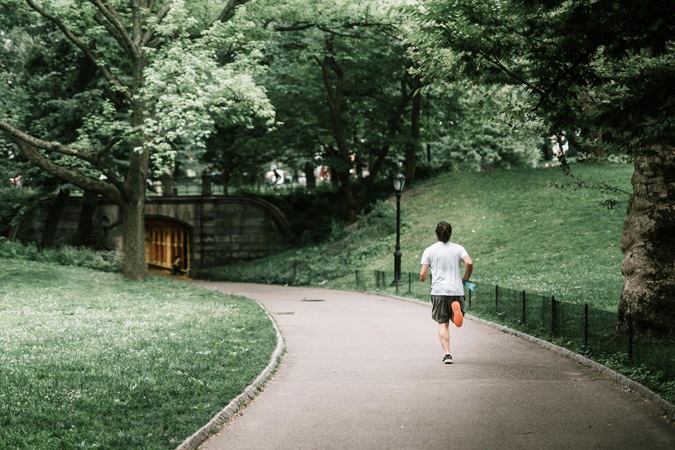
left=393, top=172, right=405, bottom=193
left=392, top=173, right=405, bottom=286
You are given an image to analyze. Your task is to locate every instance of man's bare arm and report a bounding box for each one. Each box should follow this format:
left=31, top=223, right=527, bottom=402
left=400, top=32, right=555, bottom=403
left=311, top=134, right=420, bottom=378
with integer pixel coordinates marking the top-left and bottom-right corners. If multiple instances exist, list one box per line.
left=420, top=264, right=430, bottom=283
left=462, top=255, right=473, bottom=281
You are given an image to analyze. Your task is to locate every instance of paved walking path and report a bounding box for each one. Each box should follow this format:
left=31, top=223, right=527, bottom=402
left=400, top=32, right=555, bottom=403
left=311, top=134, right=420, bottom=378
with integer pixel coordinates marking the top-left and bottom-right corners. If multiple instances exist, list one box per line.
left=193, top=282, right=674, bottom=450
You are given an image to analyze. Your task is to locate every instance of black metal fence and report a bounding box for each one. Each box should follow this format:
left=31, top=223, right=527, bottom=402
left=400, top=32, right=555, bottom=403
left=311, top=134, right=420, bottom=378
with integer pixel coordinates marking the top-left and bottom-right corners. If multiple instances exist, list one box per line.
left=352, top=270, right=674, bottom=386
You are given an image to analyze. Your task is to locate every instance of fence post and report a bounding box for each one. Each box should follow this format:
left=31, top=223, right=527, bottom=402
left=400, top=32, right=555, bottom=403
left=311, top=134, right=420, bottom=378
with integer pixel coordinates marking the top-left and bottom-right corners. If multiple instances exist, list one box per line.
left=496, top=285, right=500, bottom=312
left=408, top=272, right=412, bottom=294
left=551, top=296, right=559, bottom=336
left=468, top=288, right=472, bottom=309
left=584, top=303, right=589, bottom=347
left=627, top=313, right=634, bottom=360
left=521, top=290, right=526, bottom=324
left=355, top=270, right=360, bottom=288
left=375, top=271, right=380, bottom=289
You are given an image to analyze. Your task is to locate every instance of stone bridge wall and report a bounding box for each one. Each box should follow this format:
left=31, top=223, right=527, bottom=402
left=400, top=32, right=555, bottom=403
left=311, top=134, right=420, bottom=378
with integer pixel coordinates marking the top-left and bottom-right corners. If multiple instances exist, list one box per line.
left=57, top=195, right=293, bottom=276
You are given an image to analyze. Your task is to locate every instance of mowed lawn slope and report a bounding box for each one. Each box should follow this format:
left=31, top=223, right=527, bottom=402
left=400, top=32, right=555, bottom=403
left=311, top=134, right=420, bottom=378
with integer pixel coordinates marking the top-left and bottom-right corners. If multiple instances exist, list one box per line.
left=0, top=260, right=276, bottom=449
left=376, top=161, right=633, bottom=310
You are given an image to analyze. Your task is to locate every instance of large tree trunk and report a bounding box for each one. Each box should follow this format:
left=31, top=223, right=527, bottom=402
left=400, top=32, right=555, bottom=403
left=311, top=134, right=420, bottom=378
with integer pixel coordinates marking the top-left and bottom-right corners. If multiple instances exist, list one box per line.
left=304, top=161, right=316, bottom=189
left=338, top=169, right=358, bottom=224
left=120, top=198, right=148, bottom=280
left=317, top=41, right=361, bottom=224
left=405, top=74, right=422, bottom=180
left=618, top=146, right=675, bottom=337
left=122, top=89, right=150, bottom=280
left=72, top=190, right=98, bottom=247
left=41, top=188, right=70, bottom=248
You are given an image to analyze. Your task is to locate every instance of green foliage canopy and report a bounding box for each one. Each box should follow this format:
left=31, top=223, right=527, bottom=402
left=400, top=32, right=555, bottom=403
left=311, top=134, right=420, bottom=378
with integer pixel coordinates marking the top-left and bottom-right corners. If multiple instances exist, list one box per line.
left=411, top=0, right=675, bottom=155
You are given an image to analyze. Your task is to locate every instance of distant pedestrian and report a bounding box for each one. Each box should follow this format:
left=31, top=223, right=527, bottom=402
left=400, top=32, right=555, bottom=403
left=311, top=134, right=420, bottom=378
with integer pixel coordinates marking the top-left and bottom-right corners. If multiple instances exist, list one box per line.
left=10, top=174, right=22, bottom=188
left=172, top=256, right=182, bottom=275
left=420, top=221, right=473, bottom=364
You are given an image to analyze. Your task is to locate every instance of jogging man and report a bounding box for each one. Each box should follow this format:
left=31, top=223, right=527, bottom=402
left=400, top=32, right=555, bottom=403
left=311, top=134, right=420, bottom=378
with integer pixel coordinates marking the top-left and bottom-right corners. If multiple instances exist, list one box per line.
left=420, top=221, right=473, bottom=364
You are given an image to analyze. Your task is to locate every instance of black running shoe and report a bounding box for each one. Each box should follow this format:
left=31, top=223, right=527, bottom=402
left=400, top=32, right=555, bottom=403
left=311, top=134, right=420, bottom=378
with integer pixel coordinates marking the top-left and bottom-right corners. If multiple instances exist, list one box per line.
left=442, top=354, right=453, bottom=364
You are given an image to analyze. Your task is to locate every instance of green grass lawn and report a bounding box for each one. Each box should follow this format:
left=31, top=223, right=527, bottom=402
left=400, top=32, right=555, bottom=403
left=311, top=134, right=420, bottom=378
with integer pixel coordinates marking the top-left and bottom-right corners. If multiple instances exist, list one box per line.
left=395, top=160, right=632, bottom=310
left=0, top=259, right=277, bottom=449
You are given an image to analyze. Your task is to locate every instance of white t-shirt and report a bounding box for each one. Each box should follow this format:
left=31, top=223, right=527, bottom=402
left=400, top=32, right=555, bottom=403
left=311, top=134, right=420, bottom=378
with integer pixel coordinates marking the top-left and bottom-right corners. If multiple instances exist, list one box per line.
left=420, top=241, right=468, bottom=296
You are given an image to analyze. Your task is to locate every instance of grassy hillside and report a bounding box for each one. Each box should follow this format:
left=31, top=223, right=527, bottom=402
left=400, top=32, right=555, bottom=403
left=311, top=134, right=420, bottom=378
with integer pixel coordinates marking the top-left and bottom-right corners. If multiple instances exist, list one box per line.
left=203, top=161, right=633, bottom=312
left=389, top=160, right=632, bottom=310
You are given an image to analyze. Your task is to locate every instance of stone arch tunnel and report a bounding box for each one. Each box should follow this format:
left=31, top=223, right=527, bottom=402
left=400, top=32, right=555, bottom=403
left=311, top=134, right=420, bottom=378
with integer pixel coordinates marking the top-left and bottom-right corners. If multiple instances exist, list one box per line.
left=57, top=195, right=294, bottom=277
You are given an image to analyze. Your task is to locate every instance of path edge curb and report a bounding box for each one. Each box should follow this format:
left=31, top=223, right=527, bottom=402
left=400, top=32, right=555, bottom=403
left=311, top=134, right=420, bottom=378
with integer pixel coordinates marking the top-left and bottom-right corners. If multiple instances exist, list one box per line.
left=175, top=297, right=285, bottom=450
left=385, top=293, right=675, bottom=423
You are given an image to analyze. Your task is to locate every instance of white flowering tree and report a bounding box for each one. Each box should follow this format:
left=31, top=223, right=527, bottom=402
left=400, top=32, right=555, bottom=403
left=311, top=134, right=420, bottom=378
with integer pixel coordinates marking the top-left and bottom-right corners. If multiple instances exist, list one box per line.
left=0, top=0, right=274, bottom=279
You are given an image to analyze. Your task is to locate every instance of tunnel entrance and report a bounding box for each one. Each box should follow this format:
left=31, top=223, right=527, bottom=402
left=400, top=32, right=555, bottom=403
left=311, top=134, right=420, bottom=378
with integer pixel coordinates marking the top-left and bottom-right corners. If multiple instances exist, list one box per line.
left=145, top=218, right=191, bottom=275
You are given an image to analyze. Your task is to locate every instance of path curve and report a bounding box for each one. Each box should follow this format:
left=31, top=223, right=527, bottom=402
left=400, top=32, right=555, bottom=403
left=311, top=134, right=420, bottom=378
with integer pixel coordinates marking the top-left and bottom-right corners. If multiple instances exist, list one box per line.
left=194, top=282, right=674, bottom=449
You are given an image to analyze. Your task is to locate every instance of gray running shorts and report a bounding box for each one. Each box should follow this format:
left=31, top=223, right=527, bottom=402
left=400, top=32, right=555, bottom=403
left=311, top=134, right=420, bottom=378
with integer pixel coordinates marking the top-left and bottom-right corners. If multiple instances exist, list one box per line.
left=431, top=295, right=465, bottom=323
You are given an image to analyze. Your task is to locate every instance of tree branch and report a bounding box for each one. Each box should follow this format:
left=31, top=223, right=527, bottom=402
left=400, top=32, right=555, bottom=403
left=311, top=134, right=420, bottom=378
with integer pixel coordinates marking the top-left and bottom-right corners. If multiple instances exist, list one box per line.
left=272, top=20, right=395, bottom=39
left=92, top=12, right=135, bottom=60
left=94, top=124, right=144, bottom=160
left=24, top=0, right=132, bottom=102
left=89, top=0, right=140, bottom=62
left=316, top=24, right=378, bottom=39
left=534, top=56, right=587, bottom=111
left=0, top=121, right=124, bottom=204
left=1, top=120, right=97, bottom=164
left=271, top=21, right=314, bottom=32
left=476, top=48, right=543, bottom=97
left=1, top=120, right=134, bottom=199
left=218, top=0, right=252, bottom=23
left=142, top=0, right=173, bottom=47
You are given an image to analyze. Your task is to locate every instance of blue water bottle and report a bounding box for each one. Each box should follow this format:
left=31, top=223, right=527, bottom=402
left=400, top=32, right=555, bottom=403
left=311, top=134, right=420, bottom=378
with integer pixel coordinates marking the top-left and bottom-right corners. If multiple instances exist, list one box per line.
left=462, top=280, right=476, bottom=291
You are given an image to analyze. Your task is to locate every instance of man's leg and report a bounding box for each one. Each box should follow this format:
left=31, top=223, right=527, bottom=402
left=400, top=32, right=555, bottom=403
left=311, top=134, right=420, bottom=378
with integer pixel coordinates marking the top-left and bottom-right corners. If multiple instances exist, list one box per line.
left=438, top=321, right=450, bottom=354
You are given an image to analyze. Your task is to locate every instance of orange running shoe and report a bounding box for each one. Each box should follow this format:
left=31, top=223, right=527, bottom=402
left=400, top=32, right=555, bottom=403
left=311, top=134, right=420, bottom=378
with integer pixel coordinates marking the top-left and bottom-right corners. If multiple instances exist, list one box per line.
left=451, top=301, right=463, bottom=328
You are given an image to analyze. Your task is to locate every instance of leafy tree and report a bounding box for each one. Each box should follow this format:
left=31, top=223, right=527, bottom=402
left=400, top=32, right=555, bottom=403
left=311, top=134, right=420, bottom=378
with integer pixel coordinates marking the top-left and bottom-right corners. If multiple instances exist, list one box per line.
left=229, top=0, right=542, bottom=224
left=0, top=187, right=40, bottom=240
left=233, top=0, right=426, bottom=223
left=413, top=0, right=675, bottom=335
left=0, top=0, right=273, bottom=279
left=418, top=82, right=542, bottom=171
left=0, top=5, right=90, bottom=247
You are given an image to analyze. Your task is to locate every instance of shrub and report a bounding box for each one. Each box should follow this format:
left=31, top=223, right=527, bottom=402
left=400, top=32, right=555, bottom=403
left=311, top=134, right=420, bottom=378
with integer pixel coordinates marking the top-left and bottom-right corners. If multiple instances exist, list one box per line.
left=0, top=240, right=122, bottom=273
left=0, top=187, right=42, bottom=240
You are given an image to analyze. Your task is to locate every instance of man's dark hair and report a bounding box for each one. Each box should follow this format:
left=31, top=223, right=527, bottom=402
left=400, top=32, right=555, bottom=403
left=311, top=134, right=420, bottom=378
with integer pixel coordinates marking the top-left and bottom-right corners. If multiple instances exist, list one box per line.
left=435, top=221, right=452, bottom=243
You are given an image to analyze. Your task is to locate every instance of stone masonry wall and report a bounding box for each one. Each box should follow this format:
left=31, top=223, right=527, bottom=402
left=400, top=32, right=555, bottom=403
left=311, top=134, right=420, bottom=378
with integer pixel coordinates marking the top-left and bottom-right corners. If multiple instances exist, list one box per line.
left=57, top=195, right=293, bottom=274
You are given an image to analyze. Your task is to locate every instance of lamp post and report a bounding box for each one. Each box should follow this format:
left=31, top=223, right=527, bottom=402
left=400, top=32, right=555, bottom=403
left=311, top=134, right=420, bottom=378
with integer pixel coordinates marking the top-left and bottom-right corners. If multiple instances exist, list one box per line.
left=391, top=172, right=405, bottom=286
